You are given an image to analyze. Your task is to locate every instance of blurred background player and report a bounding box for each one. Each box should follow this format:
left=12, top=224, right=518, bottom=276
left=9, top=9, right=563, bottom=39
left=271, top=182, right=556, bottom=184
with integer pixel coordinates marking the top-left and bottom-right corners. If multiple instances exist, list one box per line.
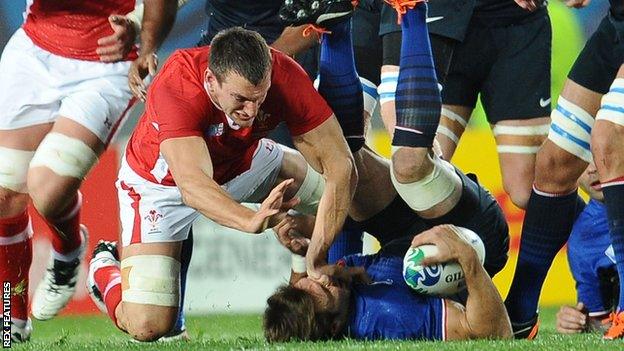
left=264, top=225, right=512, bottom=342
left=556, top=163, right=619, bottom=334
left=0, top=0, right=178, bottom=341
left=435, top=0, right=554, bottom=209
left=503, top=1, right=624, bottom=339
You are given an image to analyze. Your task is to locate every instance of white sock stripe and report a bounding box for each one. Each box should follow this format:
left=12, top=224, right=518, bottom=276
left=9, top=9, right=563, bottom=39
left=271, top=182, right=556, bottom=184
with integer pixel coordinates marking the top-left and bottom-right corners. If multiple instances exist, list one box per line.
left=103, top=275, right=121, bottom=297
left=56, top=191, right=83, bottom=222
left=496, top=145, right=540, bottom=154
left=601, top=180, right=624, bottom=188
left=0, top=220, right=33, bottom=246
left=492, top=124, right=550, bottom=136
left=612, top=78, right=624, bottom=89
left=532, top=185, right=577, bottom=197
left=436, top=125, right=459, bottom=143
left=440, top=108, right=468, bottom=127
left=394, top=125, right=424, bottom=134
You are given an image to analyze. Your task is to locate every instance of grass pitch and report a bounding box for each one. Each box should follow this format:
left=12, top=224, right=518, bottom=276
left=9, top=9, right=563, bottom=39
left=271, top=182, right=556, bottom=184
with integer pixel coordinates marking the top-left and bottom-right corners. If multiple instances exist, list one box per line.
left=11, top=307, right=624, bottom=350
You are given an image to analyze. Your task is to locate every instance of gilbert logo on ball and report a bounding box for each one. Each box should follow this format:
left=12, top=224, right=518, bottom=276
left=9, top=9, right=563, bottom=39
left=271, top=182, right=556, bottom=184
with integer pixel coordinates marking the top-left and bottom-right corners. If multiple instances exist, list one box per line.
left=403, top=227, right=485, bottom=296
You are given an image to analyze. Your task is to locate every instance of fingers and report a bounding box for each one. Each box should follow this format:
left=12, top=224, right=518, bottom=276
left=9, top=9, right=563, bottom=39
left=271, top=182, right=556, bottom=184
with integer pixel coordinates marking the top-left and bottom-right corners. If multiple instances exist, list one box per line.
left=147, top=53, right=158, bottom=76
left=281, top=196, right=300, bottom=211
left=556, top=305, right=587, bottom=334
left=128, top=64, right=147, bottom=101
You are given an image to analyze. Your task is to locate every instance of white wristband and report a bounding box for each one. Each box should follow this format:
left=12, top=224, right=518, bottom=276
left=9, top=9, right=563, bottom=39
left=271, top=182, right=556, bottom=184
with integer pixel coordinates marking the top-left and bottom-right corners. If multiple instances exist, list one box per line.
left=291, top=254, right=307, bottom=274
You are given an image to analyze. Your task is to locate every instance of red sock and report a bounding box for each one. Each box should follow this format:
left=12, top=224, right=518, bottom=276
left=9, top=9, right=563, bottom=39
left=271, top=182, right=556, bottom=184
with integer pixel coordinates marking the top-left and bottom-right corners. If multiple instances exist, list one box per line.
left=45, top=192, right=83, bottom=258
left=94, top=265, right=122, bottom=325
left=0, top=211, right=33, bottom=321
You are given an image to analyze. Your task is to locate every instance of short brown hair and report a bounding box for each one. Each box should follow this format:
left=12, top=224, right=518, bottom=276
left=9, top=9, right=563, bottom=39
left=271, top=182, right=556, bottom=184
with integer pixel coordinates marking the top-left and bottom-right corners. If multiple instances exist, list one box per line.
left=209, top=27, right=272, bottom=85
left=263, top=285, right=335, bottom=342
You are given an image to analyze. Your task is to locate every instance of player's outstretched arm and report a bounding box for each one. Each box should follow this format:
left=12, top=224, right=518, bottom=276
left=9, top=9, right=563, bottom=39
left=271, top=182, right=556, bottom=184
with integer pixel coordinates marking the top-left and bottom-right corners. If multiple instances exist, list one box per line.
left=161, top=136, right=299, bottom=233
left=412, top=225, right=513, bottom=340
left=292, top=116, right=357, bottom=284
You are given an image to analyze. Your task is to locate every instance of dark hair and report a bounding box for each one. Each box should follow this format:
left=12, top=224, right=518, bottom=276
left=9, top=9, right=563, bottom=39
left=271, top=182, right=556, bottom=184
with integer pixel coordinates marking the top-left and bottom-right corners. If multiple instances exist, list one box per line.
left=263, top=285, right=335, bottom=342
left=209, top=27, right=272, bottom=85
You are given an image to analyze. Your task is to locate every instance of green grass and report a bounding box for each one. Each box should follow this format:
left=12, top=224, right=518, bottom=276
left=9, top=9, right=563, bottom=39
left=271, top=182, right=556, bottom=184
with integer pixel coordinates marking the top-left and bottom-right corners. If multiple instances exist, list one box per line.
left=11, top=307, right=624, bottom=350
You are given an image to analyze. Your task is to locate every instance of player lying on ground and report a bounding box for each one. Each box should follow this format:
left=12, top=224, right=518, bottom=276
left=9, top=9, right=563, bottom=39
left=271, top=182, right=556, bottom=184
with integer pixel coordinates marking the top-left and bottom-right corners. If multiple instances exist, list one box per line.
left=0, top=0, right=177, bottom=342
left=557, top=163, right=619, bottom=334
left=264, top=224, right=512, bottom=341
left=87, top=27, right=356, bottom=342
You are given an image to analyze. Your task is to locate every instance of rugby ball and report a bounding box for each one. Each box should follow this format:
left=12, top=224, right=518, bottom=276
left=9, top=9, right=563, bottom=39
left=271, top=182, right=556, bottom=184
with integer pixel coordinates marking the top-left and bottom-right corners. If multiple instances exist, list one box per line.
left=403, top=227, right=486, bottom=296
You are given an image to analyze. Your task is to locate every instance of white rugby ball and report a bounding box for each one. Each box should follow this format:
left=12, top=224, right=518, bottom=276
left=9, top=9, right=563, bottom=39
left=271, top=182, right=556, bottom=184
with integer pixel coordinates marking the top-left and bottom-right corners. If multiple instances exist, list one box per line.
left=402, top=227, right=486, bottom=296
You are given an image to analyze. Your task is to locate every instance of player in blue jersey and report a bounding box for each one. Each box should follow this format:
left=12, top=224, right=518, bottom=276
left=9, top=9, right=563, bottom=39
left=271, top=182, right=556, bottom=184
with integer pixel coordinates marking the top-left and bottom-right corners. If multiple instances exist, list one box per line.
left=557, top=164, right=619, bottom=334
left=264, top=224, right=512, bottom=341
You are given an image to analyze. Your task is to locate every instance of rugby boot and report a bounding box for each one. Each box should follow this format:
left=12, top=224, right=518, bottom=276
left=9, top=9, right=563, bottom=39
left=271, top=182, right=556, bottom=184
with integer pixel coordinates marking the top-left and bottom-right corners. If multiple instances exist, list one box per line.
left=31, top=225, right=89, bottom=320
left=511, top=314, right=540, bottom=340
left=87, top=240, right=120, bottom=314
left=604, top=310, right=624, bottom=340
left=10, top=318, right=32, bottom=342
left=280, top=0, right=355, bottom=27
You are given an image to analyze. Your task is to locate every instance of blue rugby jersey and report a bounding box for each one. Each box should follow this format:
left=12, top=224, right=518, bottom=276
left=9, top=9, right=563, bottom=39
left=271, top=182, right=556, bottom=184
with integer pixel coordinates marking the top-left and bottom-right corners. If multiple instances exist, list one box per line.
left=341, top=254, right=446, bottom=340
left=567, top=199, right=616, bottom=315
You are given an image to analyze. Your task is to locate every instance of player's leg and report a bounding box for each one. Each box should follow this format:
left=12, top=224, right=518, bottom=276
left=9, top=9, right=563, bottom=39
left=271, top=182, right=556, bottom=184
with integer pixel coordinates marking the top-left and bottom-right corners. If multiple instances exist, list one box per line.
left=593, top=64, right=624, bottom=339
left=383, top=1, right=463, bottom=219
left=0, top=27, right=60, bottom=340
left=504, top=14, right=618, bottom=333
left=435, top=105, right=471, bottom=159
left=29, top=57, right=134, bottom=320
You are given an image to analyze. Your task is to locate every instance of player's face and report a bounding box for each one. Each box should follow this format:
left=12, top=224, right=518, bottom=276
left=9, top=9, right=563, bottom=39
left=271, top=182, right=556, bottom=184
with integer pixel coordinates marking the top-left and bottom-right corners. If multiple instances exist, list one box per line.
left=294, top=278, right=350, bottom=315
left=205, top=70, right=271, bottom=128
left=579, top=162, right=604, bottom=201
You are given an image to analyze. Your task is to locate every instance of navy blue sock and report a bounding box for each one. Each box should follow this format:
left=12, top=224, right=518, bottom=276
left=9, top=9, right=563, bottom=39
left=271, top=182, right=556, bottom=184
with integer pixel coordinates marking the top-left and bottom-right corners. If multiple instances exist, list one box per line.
left=328, top=219, right=363, bottom=263
left=318, top=18, right=364, bottom=152
left=392, top=3, right=440, bottom=148
left=174, top=230, right=193, bottom=332
left=505, top=189, right=585, bottom=323
left=601, top=182, right=624, bottom=310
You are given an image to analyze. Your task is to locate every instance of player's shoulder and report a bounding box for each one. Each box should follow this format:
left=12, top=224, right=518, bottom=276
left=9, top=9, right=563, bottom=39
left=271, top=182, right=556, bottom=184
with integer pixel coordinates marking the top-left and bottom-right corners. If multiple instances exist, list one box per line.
left=269, top=48, right=308, bottom=83
left=159, top=47, right=209, bottom=79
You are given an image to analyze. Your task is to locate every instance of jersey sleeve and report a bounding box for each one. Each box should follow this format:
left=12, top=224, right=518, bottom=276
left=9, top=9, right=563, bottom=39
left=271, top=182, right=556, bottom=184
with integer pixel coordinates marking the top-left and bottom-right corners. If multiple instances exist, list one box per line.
left=277, top=57, right=334, bottom=136
left=340, top=254, right=376, bottom=269
left=147, top=53, right=209, bottom=143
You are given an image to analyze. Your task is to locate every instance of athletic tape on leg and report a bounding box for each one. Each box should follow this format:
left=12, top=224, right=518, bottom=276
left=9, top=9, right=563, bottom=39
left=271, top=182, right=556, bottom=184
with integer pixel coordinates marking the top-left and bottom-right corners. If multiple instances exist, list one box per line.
left=30, top=132, right=98, bottom=179
left=547, top=97, right=594, bottom=163
left=493, top=124, right=549, bottom=154
left=390, top=150, right=461, bottom=211
left=597, top=78, right=624, bottom=126
left=378, top=71, right=398, bottom=106
left=0, top=147, right=34, bottom=193
left=121, top=255, right=180, bottom=307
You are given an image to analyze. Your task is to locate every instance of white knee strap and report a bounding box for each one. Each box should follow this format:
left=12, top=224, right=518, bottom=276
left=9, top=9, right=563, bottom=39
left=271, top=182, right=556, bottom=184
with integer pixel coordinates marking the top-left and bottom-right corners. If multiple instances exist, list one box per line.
left=121, top=255, right=180, bottom=307
left=547, top=96, right=594, bottom=163
left=390, top=151, right=461, bottom=211
left=378, top=71, right=398, bottom=105
left=597, top=78, right=624, bottom=126
left=293, top=165, right=325, bottom=216
left=492, top=124, right=550, bottom=154
left=0, top=147, right=35, bottom=193
left=30, top=132, right=98, bottom=179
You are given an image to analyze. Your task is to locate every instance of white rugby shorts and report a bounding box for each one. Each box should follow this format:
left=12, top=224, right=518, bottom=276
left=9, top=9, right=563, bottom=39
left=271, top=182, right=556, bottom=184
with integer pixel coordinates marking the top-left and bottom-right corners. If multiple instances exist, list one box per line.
left=0, top=28, right=134, bottom=144
left=117, top=139, right=285, bottom=246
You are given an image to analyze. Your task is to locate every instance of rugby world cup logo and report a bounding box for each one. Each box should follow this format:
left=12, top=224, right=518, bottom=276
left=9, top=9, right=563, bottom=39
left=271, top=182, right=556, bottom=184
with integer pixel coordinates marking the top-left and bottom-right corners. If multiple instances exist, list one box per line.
left=403, top=247, right=443, bottom=292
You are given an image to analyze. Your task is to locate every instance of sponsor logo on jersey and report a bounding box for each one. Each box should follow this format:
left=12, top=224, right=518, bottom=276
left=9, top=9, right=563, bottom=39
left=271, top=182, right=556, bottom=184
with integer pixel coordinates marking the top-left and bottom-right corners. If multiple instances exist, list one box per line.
left=539, top=97, right=551, bottom=108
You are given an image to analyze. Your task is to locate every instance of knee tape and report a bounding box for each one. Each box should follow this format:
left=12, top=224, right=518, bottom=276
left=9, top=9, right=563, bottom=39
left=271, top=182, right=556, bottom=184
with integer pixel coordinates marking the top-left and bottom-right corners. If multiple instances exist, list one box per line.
left=121, top=255, right=180, bottom=307
left=597, top=78, right=624, bottom=126
left=293, top=165, right=325, bottom=216
left=0, top=147, right=35, bottom=193
left=436, top=107, right=469, bottom=145
left=492, top=124, right=550, bottom=154
left=547, top=96, right=594, bottom=163
left=378, top=71, right=398, bottom=106
left=390, top=151, right=461, bottom=211
left=30, top=132, right=98, bottom=179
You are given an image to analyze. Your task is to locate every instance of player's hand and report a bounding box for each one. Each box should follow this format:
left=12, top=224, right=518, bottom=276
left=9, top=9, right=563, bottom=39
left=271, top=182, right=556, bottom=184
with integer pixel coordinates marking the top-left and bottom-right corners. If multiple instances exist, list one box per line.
left=128, top=52, right=158, bottom=102
left=410, top=225, right=476, bottom=266
left=97, top=15, right=136, bottom=63
left=514, top=0, right=541, bottom=12
left=556, top=303, right=588, bottom=334
left=316, top=264, right=371, bottom=287
left=564, top=0, right=591, bottom=8
left=273, top=215, right=310, bottom=256
left=248, top=179, right=300, bottom=233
